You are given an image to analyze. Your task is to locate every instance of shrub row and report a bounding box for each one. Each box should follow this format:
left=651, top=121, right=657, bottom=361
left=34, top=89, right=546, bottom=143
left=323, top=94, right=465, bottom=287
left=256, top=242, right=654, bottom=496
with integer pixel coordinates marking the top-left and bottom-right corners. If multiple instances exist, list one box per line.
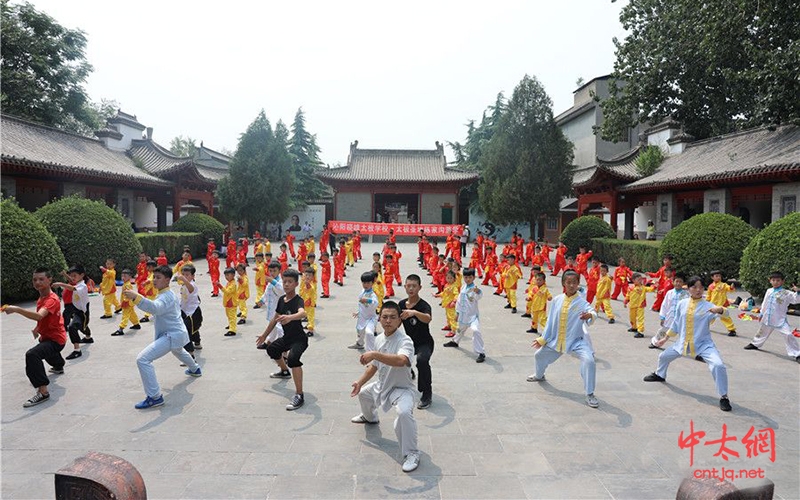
left=590, top=238, right=661, bottom=273
left=560, top=216, right=616, bottom=257
left=172, top=213, right=224, bottom=246
left=136, top=232, right=203, bottom=263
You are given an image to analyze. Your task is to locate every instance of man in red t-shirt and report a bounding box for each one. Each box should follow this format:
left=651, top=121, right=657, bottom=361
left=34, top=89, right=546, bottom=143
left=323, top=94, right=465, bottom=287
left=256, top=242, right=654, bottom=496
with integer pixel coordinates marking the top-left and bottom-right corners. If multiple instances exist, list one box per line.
left=4, top=267, right=67, bottom=408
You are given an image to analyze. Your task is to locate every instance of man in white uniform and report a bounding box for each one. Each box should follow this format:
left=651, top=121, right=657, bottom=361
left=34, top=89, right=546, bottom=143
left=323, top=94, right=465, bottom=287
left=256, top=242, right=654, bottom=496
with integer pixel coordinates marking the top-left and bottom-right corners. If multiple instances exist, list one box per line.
left=350, top=301, right=420, bottom=473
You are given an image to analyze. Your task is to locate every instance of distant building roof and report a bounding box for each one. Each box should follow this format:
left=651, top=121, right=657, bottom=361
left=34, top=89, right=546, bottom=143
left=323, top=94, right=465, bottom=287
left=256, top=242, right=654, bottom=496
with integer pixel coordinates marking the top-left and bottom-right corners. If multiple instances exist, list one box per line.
left=0, top=114, right=171, bottom=188
left=128, top=139, right=228, bottom=185
left=572, top=147, right=643, bottom=188
left=620, top=125, right=800, bottom=192
left=318, top=141, right=479, bottom=185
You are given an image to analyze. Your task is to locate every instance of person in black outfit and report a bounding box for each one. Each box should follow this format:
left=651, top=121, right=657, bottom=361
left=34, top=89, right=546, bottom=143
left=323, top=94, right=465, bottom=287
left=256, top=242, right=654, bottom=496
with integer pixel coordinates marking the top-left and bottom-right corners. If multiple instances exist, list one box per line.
left=256, top=269, right=308, bottom=411
left=398, top=274, right=434, bottom=409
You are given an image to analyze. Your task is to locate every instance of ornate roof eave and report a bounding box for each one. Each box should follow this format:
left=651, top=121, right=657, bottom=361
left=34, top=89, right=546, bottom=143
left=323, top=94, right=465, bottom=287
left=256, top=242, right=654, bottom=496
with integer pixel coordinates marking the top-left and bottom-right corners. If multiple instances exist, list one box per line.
left=1, top=156, right=174, bottom=189
left=618, top=163, right=800, bottom=193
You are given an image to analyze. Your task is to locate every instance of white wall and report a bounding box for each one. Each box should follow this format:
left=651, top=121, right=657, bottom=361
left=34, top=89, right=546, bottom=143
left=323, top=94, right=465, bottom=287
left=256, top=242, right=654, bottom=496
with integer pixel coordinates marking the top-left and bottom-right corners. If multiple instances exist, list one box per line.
left=559, top=110, right=596, bottom=168
left=420, top=193, right=456, bottom=224
left=336, top=192, right=371, bottom=222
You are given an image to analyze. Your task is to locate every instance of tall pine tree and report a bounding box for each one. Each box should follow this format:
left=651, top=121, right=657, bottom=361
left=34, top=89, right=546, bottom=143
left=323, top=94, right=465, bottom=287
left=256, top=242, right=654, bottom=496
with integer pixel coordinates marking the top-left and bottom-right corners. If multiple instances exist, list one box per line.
left=288, top=108, right=329, bottom=208
left=478, top=75, right=573, bottom=226
left=216, top=110, right=294, bottom=226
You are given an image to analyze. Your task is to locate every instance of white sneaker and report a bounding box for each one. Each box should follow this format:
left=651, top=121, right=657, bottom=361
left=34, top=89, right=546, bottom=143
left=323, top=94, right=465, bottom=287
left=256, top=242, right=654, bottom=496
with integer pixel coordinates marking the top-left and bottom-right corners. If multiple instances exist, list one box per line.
left=526, top=374, right=545, bottom=382
left=402, top=452, right=420, bottom=472
left=350, top=414, right=379, bottom=424
left=586, top=394, right=599, bottom=408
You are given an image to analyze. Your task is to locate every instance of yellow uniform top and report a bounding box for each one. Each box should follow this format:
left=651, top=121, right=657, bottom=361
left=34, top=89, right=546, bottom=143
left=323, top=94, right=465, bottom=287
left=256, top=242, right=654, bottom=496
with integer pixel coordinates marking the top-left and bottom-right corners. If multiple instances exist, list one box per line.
left=264, top=240, right=271, bottom=253
left=222, top=280, right=237, bottom=308
left=142, top=272, right=157, bottom=298
left=299, top=279, right=318, bottom=308
left=596, top=275, right=612, bottom=300
left=454, top=272, right=463, bottom=290
left=626, top=284, right=654, bottom=308
left=706, top=282, right=733, bottom=306
left=173, top=259, right=191, bottom=275
left=237, top=274, right=250, bottom=300
left=441, top=282, right=459, bottom=309
left=530, top=284, right=553, bottom=311
left=100, top=269, right=117, bottom=295
left=120, top=281, right=136, bottom=309
left=504, top=265, right=522, bottom=289
left=373, top=271, right=385, bottom=301
left=254, top=262, right=267, bottom=288
left=345, top=240, right=354, bottom=254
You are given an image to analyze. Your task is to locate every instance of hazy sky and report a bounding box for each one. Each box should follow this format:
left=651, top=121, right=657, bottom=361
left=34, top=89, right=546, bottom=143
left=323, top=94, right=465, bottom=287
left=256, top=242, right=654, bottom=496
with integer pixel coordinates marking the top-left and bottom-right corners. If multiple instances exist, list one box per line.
left=26, top=1, right=628, bottom=165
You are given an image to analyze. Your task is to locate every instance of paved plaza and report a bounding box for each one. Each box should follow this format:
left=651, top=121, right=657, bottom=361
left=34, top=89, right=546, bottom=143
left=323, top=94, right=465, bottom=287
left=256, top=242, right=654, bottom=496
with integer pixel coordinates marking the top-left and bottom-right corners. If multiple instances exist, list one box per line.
left=2, top=242, right=798, bottom=499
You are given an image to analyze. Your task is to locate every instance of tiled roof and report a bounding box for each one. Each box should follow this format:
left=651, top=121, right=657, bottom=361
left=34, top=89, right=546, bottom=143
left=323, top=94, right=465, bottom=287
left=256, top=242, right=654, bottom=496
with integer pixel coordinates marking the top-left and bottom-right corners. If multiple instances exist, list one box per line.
left=572, top=147, right=643, bottom=188
left=318, top=146, right=479, bottom=183
left=621, top=125, right=800, bottom=192
left=128, top=139, right=226, bottom=184
left=0, top=115, right=171, bottom=187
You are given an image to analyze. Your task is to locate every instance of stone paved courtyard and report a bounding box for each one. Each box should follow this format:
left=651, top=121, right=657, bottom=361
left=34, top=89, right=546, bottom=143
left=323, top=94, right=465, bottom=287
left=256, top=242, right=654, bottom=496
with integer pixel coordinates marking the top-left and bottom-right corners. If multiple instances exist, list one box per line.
left=2, top=242, right=798, bottom=499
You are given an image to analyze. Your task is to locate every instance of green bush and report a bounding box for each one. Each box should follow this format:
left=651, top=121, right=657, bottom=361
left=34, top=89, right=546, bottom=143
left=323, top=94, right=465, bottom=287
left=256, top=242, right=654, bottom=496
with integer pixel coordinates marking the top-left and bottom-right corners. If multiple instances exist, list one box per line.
left=560, top=215, right=616, bottom=257
left=136, top=232, right=203, bottom=263
left=739, top=212, right=800, bottom=299
left=660, top=212, right=757, bottom=284
left=35, top=196, right=143, bottom=283
left=1, top=198, right=67, bottom=302
left=591, top=238, right=661, bottom=273
left=172, top=213, right=224, bottom=246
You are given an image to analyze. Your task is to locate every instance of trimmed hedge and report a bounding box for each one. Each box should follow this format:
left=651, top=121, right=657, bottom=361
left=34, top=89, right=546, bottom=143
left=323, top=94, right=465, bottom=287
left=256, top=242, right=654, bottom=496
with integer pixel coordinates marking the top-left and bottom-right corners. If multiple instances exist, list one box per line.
left=35, top=196, right=143, bottom=283
left=739, top=212, right=800, bottom=299
left=137, top=232, right=203, bottom=263
left=560, top=216, right=616, bottom=257
left=591, top=238, right=661, bottom=273
left=1, top=198, right=67, bottom=302
left=660, top=212, right=757, bottom=284
left=172, top=213, right=224, bottom=246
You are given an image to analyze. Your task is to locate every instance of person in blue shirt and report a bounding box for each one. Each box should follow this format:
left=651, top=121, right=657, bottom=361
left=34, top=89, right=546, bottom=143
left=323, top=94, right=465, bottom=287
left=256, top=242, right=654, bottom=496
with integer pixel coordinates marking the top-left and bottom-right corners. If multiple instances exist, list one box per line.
left=643, top=275, right=732, bottom=411
left=527, top=271, right=599, bottom=408
left=123, top=265, right=202, bottom=409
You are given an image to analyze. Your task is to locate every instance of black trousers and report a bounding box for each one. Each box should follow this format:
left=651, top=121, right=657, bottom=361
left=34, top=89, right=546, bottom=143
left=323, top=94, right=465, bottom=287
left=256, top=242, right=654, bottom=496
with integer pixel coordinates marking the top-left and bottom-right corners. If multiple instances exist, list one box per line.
left=461, top=243, right=467, bottom=258
left=26, top=340, right=65, bottom=388
left=65, top=304, right=90, bottom=344
left=414, top=341, right=434, bottom=399
left=182, top=308, right=203, bottom=353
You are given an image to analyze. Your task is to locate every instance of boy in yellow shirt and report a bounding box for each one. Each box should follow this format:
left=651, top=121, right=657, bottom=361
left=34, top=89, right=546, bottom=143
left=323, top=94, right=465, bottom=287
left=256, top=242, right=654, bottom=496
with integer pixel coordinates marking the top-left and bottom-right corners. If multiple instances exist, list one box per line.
left=371, top=262, right=385, bottom=310
left=112, top=269, right=141, bottom=336
left=624, top=273, right=654, bottom=338
left=707, top=271, right=737, bottom=336
left=235, top=263, right=250, bottom=325
left=503, top=254, right=523, bottom=314
left=173, top=251, right=192, bottom=276
left=220, top=268, right=238, bottom=336
left=441, top=271, right=459, bottom=335
left=99, top=258, right=120, bottom=318
left=594, top=264, right=615, bottom=324
left=526, top=272, right=552, bottom=334
left=299, top=267, right=318, bottom=336
left=252, top=253, right=267, bottom=307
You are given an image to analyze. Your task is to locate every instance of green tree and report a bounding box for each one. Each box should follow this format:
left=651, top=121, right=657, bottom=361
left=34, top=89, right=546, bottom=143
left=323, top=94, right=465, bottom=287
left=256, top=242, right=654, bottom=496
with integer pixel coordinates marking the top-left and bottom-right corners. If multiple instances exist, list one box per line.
left=216, top=110, right=294, bottom=226
left=0, top=0, right=96, bottom=133
left=478, top=75, right=574, bottom=226
left=601, top=0, right=800, bottom=142
left=288, top=108, right=329, bottom=207
left=169, top=135, right=197, bottom=157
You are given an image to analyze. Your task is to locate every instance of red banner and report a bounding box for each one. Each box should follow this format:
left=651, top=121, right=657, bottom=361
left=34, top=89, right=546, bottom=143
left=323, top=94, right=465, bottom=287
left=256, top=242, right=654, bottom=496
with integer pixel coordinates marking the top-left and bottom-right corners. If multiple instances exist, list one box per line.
left=329, top=220, right=463, bottom=237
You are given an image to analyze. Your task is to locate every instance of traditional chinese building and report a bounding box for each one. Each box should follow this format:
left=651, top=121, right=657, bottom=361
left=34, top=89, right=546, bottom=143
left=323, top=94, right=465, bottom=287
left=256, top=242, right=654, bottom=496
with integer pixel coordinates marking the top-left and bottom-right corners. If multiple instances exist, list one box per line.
left=316, top=141, right=479, bottom=225
left=1, top=111, right=229, bottom=230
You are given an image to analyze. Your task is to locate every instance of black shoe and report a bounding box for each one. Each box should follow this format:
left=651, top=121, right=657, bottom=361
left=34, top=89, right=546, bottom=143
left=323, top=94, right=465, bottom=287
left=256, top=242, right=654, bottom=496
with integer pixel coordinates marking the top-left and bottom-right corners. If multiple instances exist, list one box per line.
left=695, top=355, right=705, bottom=362
left=65, top=350, right=82, bottom=360
left=410, top=369, right=416, bottom=380
left=526, top=328, right=537, bottom=333
left=643, top=373, right=665, bottom=382
left=732, top=297, right=742, bottom=306
left=476, top=353, right=485, bottom=363
left=719, top=397, right=732, bottom=412
left=48, top=366, right=64, bottom=374
left=252, top=304, right=261, bottom=309
left=79, top=336, right=94, bottom=343
left=521, top=313, right=531, bottom=318
left=648, top=344, right=660, bottom=349
left=727, top=330, right=737, bottom=337
left=114, top=309, right=122, bottom=314
left=608, top=318, right=615, bottom=324
left=23, top=392, right=50, bottom=407
left=306, top=331, right=314, bottom=337
left=743, top=343, right=759, bottom=350
left=443, top=341, right=458, bottom=347
left=417, top=397, right=431, bottom=409
left=111, top=329, right=124, bottom=336
left=237, top=319, right=246, bottom=325
left=131, top=324, right=141, bottom=330
left=100, top=315, right=112, bottom=319
left=286, top=393, right=304, bottom=411
left=140, top=317, right=150, bottom=323
left=224, top=331, right=236, bottom=336
left=796, top=356, right=800, bottom=364
left=504, top=304, right=512, bottom=309
left=511, top=308, right=517, bottom=314
left=270, top=370, right=291, bottom=379
left=633, top=333, right=644, bottom=338
left=256, top=343, right=268, bottom=350
left=211, top=293, right=219, bottom=297
left=627, top=327, right=638, bottom=333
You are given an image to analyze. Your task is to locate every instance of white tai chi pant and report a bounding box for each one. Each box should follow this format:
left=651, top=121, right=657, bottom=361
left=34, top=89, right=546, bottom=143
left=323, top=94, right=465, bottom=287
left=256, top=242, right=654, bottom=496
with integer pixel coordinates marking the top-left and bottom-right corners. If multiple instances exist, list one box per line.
left=358, top=382, right=418, bottom=457
left=655, top=345, right=728, bottom=397
left=453, top=319, right=484, bottom=354
left=357, top=323, right=377, bottom=351
left=534, top=340, right=596, bottom=395
left=137, top=336, right=199, bottom=398
left=751, top=323, right=800, bottom=357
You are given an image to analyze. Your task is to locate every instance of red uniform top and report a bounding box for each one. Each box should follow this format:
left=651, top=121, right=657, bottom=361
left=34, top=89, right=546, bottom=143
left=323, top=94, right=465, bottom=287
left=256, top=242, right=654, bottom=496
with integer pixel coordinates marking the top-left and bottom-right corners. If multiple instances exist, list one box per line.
left=237, top=248, right=247, bottom=264
left=227, top=240, right=237, bottom=257
left=527, top=254, right=544, bottom=282
left=156, top=256, right=168, bottom=267
left=555, top=245, right=567, bottom=263
left=575, top=251, right=593, bottom=272
left=207, top=242, right=216, bottom=259
left=586, top=266, right=601, bottom=290
left=384, top=260, right=398, bottom=277
left=241, top=237, right=249, bottom=255
left=297, top=245, right=308, bottom=264
left=278, top=251, right=288, bottom=272
left=208, top=255, right=220, bottom=275
left=648, top=265, right=668, bottom=283
left=136, top=261, right=148, bottom=292
left=388, top=233, right=396, bottom=245
left=37, top=292, right=67, bottom=345
left=539, top=244, right=551, bottom=259
left=320, top=259, right=331, bottom=277
left=62, top=287, right=73, bottom=304
left=614, top=265, right=632, bottom=285
left=285, top=233, right=295, bottom=249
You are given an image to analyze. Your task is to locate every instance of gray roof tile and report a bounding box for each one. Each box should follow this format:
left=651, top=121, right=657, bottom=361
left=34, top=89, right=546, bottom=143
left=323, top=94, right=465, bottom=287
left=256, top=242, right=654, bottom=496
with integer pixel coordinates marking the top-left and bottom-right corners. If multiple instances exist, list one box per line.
left=318, top=147, right=478, bottom=183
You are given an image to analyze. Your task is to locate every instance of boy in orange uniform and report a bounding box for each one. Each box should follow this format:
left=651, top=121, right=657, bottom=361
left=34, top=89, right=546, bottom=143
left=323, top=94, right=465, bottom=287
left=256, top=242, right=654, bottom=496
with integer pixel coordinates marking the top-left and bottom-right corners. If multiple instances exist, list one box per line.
left=468, top=245, right=483, bottom=279
left=278, top=243, right=289, bottom=273
left=574, top=246, right=593, bottom=282
left=384, top=253, right=398, bottom=298
left=593, top=264, right=615, bottom=323
left=441, top=271, right=459, bottom=334
left=526, top=272, right=552, bottom=333
left=156, top=248, right=168, bottom=267
left=611, top=257, right=632, bottom=300
left=319, top=252, right=332, bottom=298
left=503, top=254, right=523, bottom=314
left=353, top=230, right=363, bottom=261
left=235, top=263, right=250, bottom=325
left=220, top=268, right=238, bottom=335
left=285, top=232, right=296, bottom=259
left=206, top=238, right=216, bottom=265
left=226, top=239, right=237, bottom=269
left=585, top=257, right=601, bottom=304
left=707, top=271, right=737, bottom=336
left=648, top=254, right=674, bottom=311
left=112, top=269, right=140, bottom=336
left=135, top=252, right=149, bottom=293
left=551, top=242, right=568, bottom=276
left=333, top=247, right=346, bottom=286
left=208, top=249, right=221, bottom=297
left=538, top=241, right=552, bottom=272
left=524, top=238, right=535, bottom=267
left=624, top=273, right=654, bottom=338
left=482, top=247, right=499, bottom=287
left=99, top=259, right=120, bottom=318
